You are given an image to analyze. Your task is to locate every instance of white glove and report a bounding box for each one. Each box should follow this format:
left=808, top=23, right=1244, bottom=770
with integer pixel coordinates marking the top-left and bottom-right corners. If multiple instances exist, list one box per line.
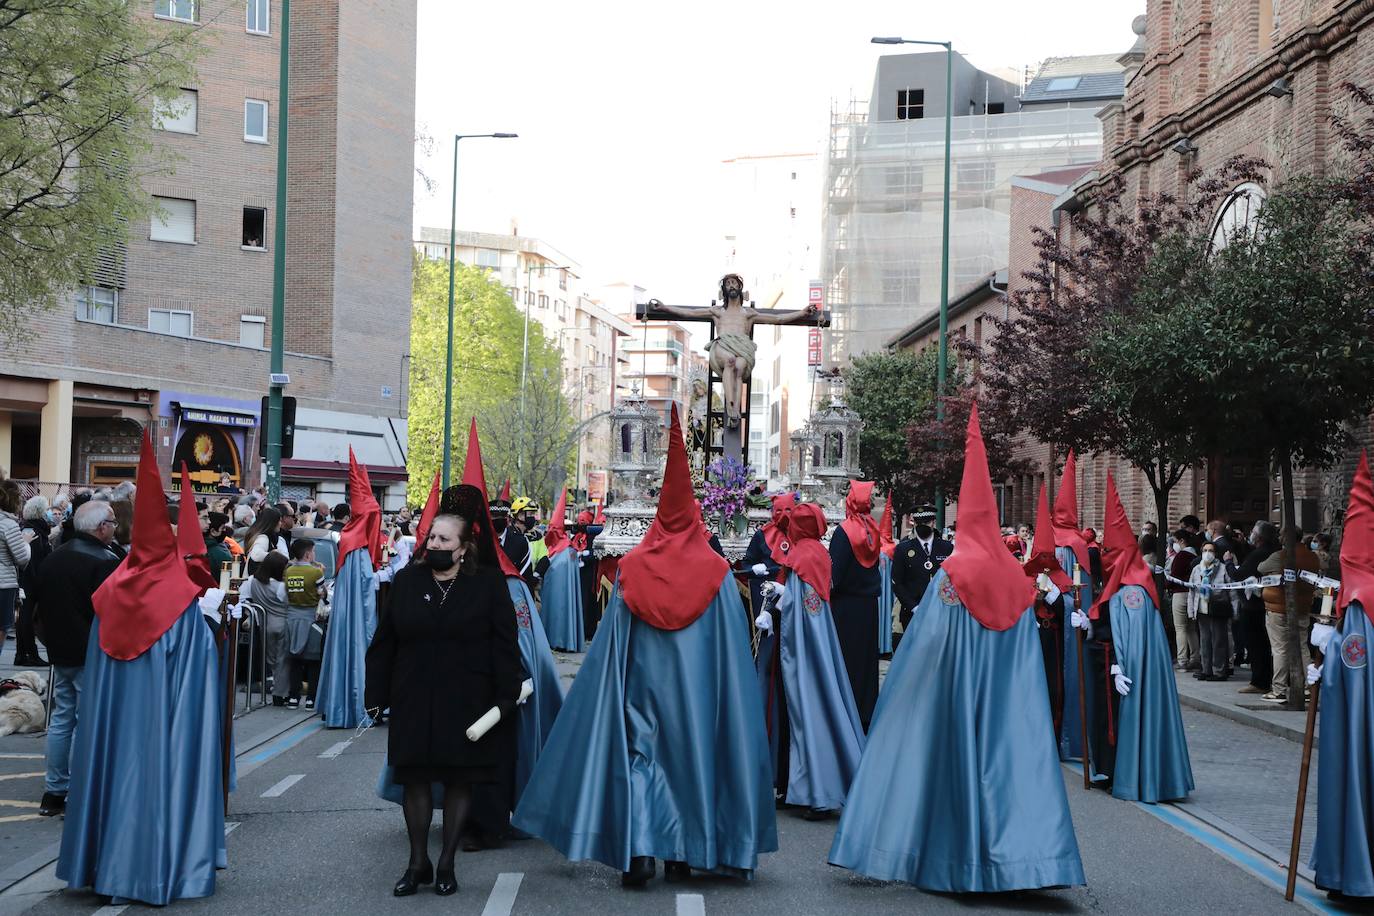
left=1111, top=664, right=1132, bottom=696
left=1311, top=622, right=1337, bottom=652
left=517, top=678, right=534, bottom=705
left=754, top=610, right=773, bottom=634
left=761, top=580, right=784, bottom=598
left=751, top=563, right=769, bottom=577
left=1306, top=663, right=1323, bottom=686
left=580, top=550, right=591, bottom=557
left=1044, top=582, right=1062, bottom=605
left=1070, top=609, right=1090, bottom=631
left=198, top=588, right=226, bottom=618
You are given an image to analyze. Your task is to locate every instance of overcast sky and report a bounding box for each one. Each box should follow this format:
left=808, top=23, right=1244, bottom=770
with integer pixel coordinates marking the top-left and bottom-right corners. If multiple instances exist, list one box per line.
left=412, top=0, right=1141, bottom=306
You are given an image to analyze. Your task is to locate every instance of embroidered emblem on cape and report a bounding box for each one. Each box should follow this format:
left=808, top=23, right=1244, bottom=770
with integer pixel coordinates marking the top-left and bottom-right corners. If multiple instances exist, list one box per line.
left=803, top=586, right=823, bottom=616
left=938, top=577, right=960, bottom=607
left=514, top=599, right=532, bottom=631
left=1342, top=633, right=1368, bottom=670
left=1122, top=587, right=1145, bottom=610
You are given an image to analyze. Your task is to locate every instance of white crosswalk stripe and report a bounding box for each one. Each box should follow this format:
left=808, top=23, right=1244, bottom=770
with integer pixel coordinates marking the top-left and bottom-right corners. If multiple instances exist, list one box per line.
left=676, top=892, right=706, bottom=916
left=260, top=774, right=305, bottom=798
left=480, top=872, right=523, bottom=916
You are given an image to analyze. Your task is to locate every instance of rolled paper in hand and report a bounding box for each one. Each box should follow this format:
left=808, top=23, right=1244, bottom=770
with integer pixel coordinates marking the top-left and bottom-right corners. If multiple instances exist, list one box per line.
left=467, top=679, right=535, bottom=741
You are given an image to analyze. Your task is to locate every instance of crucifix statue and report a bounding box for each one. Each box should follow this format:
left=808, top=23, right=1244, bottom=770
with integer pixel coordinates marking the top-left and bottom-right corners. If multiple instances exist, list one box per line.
left=638, top=274, right=830, bottom=451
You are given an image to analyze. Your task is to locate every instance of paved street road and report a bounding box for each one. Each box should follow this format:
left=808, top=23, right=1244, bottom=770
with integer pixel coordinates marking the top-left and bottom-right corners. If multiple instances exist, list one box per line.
left=0, top=705, right=1339, bottom=916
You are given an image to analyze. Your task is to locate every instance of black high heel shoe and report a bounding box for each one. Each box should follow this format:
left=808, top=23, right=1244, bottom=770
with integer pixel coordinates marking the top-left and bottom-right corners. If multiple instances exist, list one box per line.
left=435, top=868, right=458, bottom=896
left=621, top=856, right=655, bottom=887
left=393, top=860, right=434, bottom=897
left=664, top=861, right=690, bottom=883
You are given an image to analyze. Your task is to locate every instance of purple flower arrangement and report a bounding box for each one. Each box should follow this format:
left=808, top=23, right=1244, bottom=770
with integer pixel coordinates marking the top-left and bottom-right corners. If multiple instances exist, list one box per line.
left=701, top=455, right=754, bottom=527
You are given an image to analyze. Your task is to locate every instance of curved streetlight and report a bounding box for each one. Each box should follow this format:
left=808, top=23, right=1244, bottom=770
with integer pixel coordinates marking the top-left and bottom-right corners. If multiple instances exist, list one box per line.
left=871, top=36, right=953, bottom=530
left=442, top=132, right=518, bottom=487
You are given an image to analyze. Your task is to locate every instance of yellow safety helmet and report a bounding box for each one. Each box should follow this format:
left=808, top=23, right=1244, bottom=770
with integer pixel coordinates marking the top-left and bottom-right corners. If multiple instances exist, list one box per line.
left=511, top=496, right=533, bottom=514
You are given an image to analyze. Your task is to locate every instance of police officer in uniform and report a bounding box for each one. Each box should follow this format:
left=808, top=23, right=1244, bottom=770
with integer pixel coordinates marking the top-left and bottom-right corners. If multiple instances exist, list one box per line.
left=891, top=505, right=953, bottom=629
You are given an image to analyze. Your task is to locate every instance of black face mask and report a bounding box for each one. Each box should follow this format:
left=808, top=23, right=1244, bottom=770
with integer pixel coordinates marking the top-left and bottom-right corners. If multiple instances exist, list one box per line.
left=491, top=516, right=508, bottom=533
left=915, top=524, right=934, bottom=540
left=213, top=532, right=229, bottom=543
left=427, top=549, right=457, bottom=571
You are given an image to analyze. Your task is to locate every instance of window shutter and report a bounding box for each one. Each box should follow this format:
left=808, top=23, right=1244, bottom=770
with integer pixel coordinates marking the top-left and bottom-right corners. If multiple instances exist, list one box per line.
left=151, top=197, right=196, bottom=243
left=155, top=89, right=197, bottom=134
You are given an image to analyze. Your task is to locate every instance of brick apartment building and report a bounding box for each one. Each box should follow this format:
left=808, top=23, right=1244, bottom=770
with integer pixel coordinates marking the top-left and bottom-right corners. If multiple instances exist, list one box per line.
left=893, top=2, right=1374, bottom=536
left=0, top=0, right=416, bottom=508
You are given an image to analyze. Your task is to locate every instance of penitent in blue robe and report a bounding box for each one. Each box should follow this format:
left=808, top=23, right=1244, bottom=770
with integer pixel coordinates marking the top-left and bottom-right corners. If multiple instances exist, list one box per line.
left=316, top=550, right=377, bottom=729
left=1104, top=584, right=1193, bottom=802
left=512, top=574, right=777, bottom=877
left=878, top=553, right=894, bottom=655
left=1312, top=606, right=1374, bottom=897
left=375, top=576, right=564, bottom=811
left=540, top=549, right=584, bottom=652
left=57, top=605, right=225, bottom=905
left=774, top=577, right=864, bottom=809
left=828, top=570, right=1084, bottom=891
left=1058, top=547, right=1092, bottom=762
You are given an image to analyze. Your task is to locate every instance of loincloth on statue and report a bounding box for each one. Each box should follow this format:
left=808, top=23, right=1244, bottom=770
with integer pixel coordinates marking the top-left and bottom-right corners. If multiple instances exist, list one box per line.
left=705, top=332, right=757, bottom=369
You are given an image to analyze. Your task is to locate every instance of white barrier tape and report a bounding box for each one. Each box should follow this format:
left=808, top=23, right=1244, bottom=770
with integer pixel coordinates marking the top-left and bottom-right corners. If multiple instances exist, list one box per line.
left=1301, top=570, right=1341, bottom=591
left=1152, top=566, right=1285, bottom=592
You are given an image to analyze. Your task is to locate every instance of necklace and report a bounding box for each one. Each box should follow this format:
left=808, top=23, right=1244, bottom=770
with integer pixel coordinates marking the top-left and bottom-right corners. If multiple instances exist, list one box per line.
left=433, top=575, right=455, bottom=604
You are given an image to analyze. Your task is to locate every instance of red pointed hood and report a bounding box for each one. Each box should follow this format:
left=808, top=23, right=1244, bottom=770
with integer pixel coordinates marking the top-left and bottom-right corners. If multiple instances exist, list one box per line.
left=177, top=463, right=216, bottom=593
left=780, top=502, right=831, bottom=602
left=762, top=491, right=796, bottom=564
left=939, top=403, right=1036, bottom=631
left=338, top=448, right=383, bottom=569
left=462, top=418, right=523, bottom=580
left=545, top=488, right=571, bottom=557
left=1023, top=483, right=1071, bottom=591
left=878, top=496, right=896, bottom=559
left=412, top=471, right=441, bottom=556
left=498, top=479, right=512, bottom=502
left=618, top=403, right=729, bottom=630
left=93, top=431, right=203, bottom=660
left=1337, top=451, right=1374, bottom=624
left=839, top=480, right=881, bottom=568
left=1052, top=450, right=1092, bottom=575
left=1093, top=472, right=1159, bottom=618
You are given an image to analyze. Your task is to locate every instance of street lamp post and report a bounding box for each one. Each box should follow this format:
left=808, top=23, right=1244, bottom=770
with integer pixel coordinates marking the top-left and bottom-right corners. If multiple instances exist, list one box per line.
left=518, top=262, right=571, bottom=490
left=872, top=36, right=953, bottom=530
left=442, top=132, right=517, bottom=488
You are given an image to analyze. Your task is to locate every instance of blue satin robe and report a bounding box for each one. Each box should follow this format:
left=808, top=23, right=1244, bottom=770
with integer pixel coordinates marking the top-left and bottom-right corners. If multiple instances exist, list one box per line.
left=540, top=549, right=584, bottom=652
left=512, top=574, right=778, bottom=876
left=1312, top=606, right=1374, bottom=897
left=374, top=576, right=564, bottom=810
left=1107, top=584, right=1194, bottom=802
left=57, top=604, right=225, bottom=905
left=316, top=550, right=377, bottom=729
left=878, top=553, right=895, bottom=654
left=1058, top=547, right=1093, bottom=762
left=777, top=577, right=865, bottom=809
left=829, top=570, right=1084, bottom=891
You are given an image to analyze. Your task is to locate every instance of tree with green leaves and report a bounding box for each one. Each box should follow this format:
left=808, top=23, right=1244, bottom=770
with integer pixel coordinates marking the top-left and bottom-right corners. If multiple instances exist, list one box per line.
left=407, top=255, right=566, bottom=494
left=1, top=0, right=201, bottom=341
left=845, top=349, right=937, bottom=511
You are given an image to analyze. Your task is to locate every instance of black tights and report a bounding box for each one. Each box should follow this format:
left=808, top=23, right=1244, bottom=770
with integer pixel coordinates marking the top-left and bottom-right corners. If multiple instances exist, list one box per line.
left=402, top=782, right=471, bottom=872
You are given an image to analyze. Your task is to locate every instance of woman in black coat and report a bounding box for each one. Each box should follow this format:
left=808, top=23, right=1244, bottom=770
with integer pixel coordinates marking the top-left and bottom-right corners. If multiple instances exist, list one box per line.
left=365, top=498, right=523, bottom=898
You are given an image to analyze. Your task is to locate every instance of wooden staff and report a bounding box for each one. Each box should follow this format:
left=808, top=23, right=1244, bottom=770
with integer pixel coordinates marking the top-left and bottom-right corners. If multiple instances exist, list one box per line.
left=1286, top=596, right=1334, bottom=902
left=1074, top=566, right=1091, bottom=790
left=221, top=593, right=241, bottom=815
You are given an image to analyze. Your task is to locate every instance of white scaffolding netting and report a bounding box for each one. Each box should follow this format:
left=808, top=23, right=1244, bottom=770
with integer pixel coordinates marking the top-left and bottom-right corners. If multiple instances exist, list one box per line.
left=822, top=102, right=1104, bottom=362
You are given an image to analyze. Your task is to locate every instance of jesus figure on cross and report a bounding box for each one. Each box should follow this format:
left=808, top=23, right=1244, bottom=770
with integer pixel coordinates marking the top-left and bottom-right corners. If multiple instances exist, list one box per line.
left=650, top=274, right=820, bottom=428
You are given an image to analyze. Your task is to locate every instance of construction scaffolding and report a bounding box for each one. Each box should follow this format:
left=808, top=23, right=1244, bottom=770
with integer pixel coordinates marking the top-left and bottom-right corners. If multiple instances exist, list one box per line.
left=821, top=100, right=1104, bottom=363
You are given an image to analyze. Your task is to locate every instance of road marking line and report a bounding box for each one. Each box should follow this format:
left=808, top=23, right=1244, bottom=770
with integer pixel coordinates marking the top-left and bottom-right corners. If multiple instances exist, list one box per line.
left=0, top=800, right=39, bottom=809
left=676, top=892, right=706, bottom=916
left=0, top=814, right=40, bottom=823
left=225, top=821, right=240, bottom=836
left=260, top=774, right=305, bottom=798
left=480, top=872, right=523, bottom=916
left=0, top=772, right=44, bottom=781
left=0, top=754, right=42, bottom=760
left=93, top=906, right=129, bottom=915
left=318, top=738, right=353, bottom=758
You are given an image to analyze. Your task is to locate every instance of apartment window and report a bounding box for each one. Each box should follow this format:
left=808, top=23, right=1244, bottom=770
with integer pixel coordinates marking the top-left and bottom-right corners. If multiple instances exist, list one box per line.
left=897, top=88, right=925, bottom=120
left=239, top=315, right=266, bottom=347
left=150, top=197, right=195, bottom=244
left=537, top=294, right=549, bottom=309
left=750, top=430, right=765, bottom=443
left=559, top=268, right=568, bottom=290
left=77, top=286, right=118, bottom=324
left=525, top=290, right=534, bottom=306
left=153, top=88, right=197, bottom=134
left=770, top=400, right=781, bottom=432
left=986, top=102, right=1005, bottom=115
left=149, top=308, right=193, bottom=337
left=155, top=0, right=197, bottom=22
left=475, top=248, right=500, bottom=269
left=246, top=0, right=269, bottom=34
left=244, top=99, right=268, bottom=143
left=1046, top=76, right=1082, bottom=92
left=242, top=207, right=267, bottom=249
left=750, top=392, right=766, bottom=410
left=506, top=287, right=518, bottom=303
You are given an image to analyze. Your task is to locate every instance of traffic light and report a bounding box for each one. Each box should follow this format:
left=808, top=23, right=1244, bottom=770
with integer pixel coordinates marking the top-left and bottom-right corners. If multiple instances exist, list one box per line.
left=259, top=395, right=296, bottom=459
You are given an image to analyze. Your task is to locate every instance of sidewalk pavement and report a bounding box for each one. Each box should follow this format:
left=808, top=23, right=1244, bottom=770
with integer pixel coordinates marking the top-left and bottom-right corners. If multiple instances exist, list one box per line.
left=1173, top=668, right=1313, bottom=743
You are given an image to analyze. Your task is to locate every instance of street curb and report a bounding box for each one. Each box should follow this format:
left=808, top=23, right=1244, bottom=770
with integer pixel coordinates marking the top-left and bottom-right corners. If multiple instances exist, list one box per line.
left=1177, top=690, right=1306, bottom=744
left=1171, top=800, right=1316, bottom=882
